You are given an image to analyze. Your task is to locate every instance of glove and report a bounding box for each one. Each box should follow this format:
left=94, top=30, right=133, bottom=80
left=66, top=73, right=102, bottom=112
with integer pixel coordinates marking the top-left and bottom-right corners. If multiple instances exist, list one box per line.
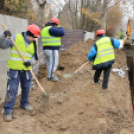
left=4, top=30, right=12, bottom=37
left=124, top=39, right=131, bottom=48
left=23, top=61, right=32, bottom=67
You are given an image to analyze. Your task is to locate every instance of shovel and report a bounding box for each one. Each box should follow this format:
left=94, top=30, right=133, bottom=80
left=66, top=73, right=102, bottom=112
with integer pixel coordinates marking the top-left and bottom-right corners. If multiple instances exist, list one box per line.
left=2, top=24, right=49, bottom=108
left=63, top=61, right=89, bottom=78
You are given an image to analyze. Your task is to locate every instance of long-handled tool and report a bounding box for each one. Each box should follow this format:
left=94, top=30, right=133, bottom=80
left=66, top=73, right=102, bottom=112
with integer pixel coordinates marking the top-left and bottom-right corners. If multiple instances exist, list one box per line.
left=63, top=61, right=89, bottom=78
left=2, top=24, right=49, bottom=108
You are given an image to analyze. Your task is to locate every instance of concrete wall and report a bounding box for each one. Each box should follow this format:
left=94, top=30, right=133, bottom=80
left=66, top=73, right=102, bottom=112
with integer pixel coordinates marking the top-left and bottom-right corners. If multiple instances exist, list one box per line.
left=83, top=31, right=95, bottom=41
left=0, top=14, right=28, bottom=104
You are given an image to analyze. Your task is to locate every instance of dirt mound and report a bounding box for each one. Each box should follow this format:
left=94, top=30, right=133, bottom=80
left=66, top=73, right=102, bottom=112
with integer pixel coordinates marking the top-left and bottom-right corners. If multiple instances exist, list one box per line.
left=0, top=38, right=134, bottom=134
left=37, top=38, right=94, bottom=78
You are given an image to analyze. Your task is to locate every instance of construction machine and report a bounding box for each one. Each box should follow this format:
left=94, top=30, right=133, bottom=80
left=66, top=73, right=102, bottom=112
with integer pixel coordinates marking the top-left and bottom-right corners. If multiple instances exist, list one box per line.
left=126, top=18, right=132, bottom=40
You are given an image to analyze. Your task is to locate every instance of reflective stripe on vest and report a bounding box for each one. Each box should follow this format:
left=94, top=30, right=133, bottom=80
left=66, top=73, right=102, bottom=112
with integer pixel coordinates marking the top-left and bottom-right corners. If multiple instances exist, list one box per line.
left=7, top=34, right=35, bottom=70
left=41, top=26, right=61, bottom=47
left=42, top=40, right=61, bottom=43
left=95, top=51, right=114, bottom=59
left=93, top=37, right=115, bottom=65
left=42, top=37, right=56, bottom=39
left=9, top=57, right=23, bottom=61
left=10, top=50, right=32, bottom=58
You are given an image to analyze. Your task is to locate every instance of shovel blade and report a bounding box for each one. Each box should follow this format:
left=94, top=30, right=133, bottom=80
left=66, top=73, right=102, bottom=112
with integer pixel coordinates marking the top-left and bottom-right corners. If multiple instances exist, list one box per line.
left=63, top=72, right=75, bottom=78
left=41, top=95, right=49, bottom=108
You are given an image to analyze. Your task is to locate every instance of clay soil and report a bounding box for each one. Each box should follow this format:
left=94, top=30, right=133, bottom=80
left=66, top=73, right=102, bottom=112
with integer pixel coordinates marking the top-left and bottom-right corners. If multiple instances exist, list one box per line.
left=0, top=39, right=134, bottom=134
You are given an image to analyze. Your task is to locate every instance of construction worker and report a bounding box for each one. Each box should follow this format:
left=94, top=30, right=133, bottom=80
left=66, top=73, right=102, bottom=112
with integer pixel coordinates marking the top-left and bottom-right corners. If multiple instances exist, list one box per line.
left=41, top=17, right=65, bottom=82
left=0, top=24, right=40, bottom=122
left=88, top=29, right=129, bottom=89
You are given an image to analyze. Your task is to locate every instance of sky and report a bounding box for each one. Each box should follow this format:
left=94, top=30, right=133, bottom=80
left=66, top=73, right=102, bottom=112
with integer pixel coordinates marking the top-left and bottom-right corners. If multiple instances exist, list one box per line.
left=49, top=0, right=65, bottom=16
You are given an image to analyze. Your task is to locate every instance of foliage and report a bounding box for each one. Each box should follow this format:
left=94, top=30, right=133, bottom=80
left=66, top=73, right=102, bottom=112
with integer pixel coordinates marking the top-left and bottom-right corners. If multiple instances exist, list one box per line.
left=117, top=32, right=124, bottom=39
left=0, top=0, right=129, bottom=34
left=57, top=0, right=124, bottom=36
left=0, top=0, right=37, bottom=21
left=106, top=6, right=123, bottom=36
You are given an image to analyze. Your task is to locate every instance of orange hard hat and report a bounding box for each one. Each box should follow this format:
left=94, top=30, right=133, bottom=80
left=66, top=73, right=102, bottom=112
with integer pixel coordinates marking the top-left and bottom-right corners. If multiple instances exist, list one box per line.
left=27, top=24, right=41, bottom=38
left=96, top=29, right=106, bottom=36
left=50, top=17, right=59, bottom=25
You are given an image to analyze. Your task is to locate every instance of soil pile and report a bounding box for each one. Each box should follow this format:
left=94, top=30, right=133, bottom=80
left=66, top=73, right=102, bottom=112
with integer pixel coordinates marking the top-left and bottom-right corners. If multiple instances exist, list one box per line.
left=0, top=38, right=134, bottom=134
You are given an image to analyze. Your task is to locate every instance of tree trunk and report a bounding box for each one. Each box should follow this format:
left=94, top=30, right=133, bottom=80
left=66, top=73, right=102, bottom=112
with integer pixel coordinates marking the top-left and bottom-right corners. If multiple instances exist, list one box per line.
left=101, top=11, right=107, bottom=31
left=36, top=0, right=46, bottom=26
left=37, top=5, right=45, bottom=26
left=0, top=0, right=5, bottom=11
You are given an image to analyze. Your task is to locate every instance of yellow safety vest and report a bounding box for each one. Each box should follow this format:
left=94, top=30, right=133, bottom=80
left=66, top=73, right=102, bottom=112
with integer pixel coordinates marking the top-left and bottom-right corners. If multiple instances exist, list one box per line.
left=41, top=26, right=61, bottom=47
left=7, top=34, right=35, bottom=70
left=93, top=37, right=115, bottom=65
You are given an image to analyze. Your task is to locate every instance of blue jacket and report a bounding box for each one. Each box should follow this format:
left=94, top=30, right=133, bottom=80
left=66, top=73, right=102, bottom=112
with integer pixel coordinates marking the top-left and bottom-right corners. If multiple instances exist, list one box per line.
left=88, top=36, right=121, bottom=70
left=43, top=26, right=65, bottom=50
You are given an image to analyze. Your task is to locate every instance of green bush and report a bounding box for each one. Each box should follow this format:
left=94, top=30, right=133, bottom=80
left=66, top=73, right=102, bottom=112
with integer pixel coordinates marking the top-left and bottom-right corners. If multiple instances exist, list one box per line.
left=117, top=32, right=124, bottom=39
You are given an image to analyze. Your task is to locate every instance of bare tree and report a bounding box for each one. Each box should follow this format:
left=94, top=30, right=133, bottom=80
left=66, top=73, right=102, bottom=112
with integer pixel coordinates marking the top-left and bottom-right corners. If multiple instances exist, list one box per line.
left=36, top=0, right=47, bottom=26
left=40, top=0, right=129, bottom=35
left=0, top=0, right=5, bottom=11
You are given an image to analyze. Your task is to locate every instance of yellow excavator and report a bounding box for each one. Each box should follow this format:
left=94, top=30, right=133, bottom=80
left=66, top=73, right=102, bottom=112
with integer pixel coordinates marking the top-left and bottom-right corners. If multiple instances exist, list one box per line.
left=120, top=17, right=133, bottom=50
left=125, top=17, right=134, bottom=46
left=126, top=17, right=132, bottom=40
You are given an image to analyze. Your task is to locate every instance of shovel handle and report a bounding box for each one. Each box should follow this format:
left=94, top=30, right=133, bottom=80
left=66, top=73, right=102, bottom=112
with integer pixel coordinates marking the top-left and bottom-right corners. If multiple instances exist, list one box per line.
left=29, top=69, right=46, bottom=95
left=74, top=61, right=89, bottom=74
left=2, top=24, right=26, bottom=62
left=2, top=24, right=46, bottom=95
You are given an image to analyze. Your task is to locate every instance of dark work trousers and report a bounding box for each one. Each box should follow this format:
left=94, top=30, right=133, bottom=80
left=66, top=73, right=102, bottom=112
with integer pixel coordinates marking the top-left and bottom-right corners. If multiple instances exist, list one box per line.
left=94, top=65, right=112, bottom=89
left=4, top=69, right=32, bottom=114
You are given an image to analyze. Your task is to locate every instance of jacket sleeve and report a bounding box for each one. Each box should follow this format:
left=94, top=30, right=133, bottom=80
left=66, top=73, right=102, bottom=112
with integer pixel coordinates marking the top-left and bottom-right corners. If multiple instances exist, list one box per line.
left=88, top=44, right=97, bottom=61
left=110, top=37, right=123, bottom=49
left=26, top=55, right=35, bottom=65
left=49, top=26, right=65, bottom=37
left=0, top=33, right=16, bottom=49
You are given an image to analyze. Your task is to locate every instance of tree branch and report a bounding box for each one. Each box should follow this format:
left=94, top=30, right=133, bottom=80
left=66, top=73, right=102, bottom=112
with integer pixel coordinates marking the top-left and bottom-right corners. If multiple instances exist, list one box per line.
left=36, top=0, right=47, bottom=6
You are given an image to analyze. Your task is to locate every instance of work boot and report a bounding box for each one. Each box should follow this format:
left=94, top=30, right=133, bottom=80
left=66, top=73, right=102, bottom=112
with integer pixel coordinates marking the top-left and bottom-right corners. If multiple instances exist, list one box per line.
left=102, top=86, right=107, bottom=90
left=4, top=113, right=12, bottom=122
left=51, top=76, right=58, bottom=82
left=20, top=105, right=33, bottom=111
left=94, top=78, right=99, bottom=84
left=47, top=76, right=58, bottom=82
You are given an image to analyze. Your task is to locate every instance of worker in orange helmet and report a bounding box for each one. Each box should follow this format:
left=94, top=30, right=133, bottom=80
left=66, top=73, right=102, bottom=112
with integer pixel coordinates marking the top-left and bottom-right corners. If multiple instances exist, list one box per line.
left=41, top=17, right=65, bottom=82
left=0, top=24, right=40, bottom=122
left=88, top=29, right=130, bottom=90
